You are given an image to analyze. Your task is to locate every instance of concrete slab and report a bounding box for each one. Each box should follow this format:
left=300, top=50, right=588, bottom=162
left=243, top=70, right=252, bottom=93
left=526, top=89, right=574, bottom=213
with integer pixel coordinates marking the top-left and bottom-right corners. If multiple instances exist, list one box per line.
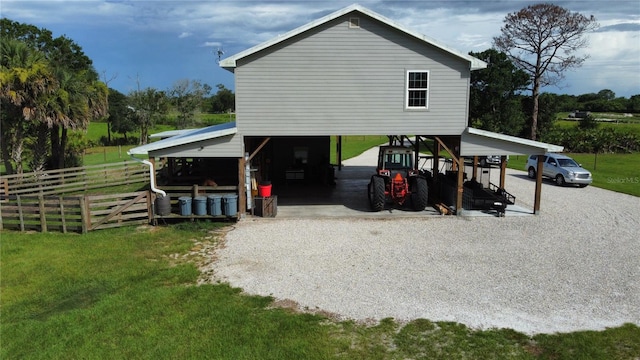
left=250, top=145, right=533, bottom=219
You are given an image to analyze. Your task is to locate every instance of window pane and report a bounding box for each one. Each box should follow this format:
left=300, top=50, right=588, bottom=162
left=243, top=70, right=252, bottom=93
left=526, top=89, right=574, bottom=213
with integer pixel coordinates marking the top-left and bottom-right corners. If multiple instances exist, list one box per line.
left=408, top=90, right=426, bottom=107
left=408, top=72, right=428, bottom=89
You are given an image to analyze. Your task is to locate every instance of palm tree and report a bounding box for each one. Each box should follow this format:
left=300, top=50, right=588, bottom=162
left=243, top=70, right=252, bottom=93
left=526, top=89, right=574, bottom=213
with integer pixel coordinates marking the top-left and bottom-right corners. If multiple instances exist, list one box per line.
left=0, top=38, right=54, bottom=174
left=43, top=67, right=108, bottom=169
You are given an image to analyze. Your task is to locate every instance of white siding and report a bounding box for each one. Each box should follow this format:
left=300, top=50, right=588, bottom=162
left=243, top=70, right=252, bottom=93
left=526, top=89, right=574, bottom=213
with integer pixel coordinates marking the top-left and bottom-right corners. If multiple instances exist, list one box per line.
left=235, top=12, right=470, bottom=136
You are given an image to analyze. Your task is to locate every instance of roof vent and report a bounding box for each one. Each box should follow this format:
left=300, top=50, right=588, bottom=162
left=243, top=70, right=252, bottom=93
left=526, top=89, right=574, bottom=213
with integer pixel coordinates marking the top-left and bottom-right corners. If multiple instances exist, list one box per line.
left=349, top=17, right=360, bottom=28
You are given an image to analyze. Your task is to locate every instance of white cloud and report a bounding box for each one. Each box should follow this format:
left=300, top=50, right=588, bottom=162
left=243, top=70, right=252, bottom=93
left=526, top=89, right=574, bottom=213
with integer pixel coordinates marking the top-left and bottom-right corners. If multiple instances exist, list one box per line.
left=202, top=41, right=221, bottom=48
left=178, top=32, right=192, bottom=39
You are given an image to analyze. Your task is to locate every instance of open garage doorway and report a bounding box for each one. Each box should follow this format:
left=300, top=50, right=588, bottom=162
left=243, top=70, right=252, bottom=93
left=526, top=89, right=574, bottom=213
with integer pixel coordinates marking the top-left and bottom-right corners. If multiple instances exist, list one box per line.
left=245, top=135, right=445, bottom=218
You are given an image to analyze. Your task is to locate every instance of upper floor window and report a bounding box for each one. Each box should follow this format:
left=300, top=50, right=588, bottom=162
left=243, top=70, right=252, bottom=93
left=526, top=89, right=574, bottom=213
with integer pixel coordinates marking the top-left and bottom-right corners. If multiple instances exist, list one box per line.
left=406, top=70, right=429, bottom=109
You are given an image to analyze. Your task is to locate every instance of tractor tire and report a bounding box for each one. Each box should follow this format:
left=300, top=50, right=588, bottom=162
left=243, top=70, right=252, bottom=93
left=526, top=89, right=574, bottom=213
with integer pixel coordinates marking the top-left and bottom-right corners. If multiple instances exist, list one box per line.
left=369, top=176, right=386, bottom=212
left=411, top=177, right=429, bottom=211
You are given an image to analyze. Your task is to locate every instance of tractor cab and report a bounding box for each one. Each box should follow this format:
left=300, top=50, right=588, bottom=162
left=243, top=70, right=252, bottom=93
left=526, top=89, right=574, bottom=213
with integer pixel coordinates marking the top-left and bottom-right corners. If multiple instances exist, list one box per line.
left=379, top=146, right=413, bottom=170
left=368, top=146, right=428, bottom=211
left=377, top=146, right=420, bottom=178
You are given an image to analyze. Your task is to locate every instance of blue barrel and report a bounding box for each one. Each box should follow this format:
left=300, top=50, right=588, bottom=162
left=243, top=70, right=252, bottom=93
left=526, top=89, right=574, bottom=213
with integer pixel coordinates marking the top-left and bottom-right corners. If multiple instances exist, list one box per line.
left=178, top=196, right=192, bottom=216
left=223, top=194, right=238, bottom=216
left=193, top=196, right=207, bottom=215
left=208, top=194, right=222, bottom=216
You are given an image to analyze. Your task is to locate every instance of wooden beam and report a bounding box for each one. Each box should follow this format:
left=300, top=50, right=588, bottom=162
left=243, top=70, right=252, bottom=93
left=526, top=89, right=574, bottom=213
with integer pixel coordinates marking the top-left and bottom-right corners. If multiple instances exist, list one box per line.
left=534, top=155, right=544, bottom=214
left=337, top=136, right=342, bottom=170
left=434, top=136, right=461, bottom=167
left=456, top=156, right=464, bottom=214
left=248, top=137, right=271, bottom=161
left=499, top=156, right=507, bottom=189
left=238, top=156, right=246, bottom=216
left=472, top=156, right=478, bottom=180
left=433, top=140, right=440, bottom=177
left=38, top=194, right=47, bottom=232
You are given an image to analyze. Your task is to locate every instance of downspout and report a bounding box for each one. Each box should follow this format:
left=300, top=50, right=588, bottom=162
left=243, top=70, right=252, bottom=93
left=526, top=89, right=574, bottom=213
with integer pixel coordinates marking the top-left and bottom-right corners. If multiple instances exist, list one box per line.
left=128, top=155, right=166, bottom=197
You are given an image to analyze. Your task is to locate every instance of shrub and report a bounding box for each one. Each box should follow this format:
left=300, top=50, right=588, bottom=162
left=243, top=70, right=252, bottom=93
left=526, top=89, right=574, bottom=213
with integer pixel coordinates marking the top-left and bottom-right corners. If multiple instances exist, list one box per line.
left=542, top=127, right=639, bottom=153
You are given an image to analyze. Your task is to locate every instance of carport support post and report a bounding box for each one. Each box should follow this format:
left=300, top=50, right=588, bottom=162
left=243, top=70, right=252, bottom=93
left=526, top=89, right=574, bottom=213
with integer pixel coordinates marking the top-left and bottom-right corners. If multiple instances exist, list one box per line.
left=433, top=141, right=439, bottom=178
left=336, top=136, right=342, bottom=171
left=456, top=156, right=464, bottom=214
left=238, top=156, right=246, bottom=216
left=500, top=156, right=507, bottom=189
left=534, top=155, right=544, bottom=214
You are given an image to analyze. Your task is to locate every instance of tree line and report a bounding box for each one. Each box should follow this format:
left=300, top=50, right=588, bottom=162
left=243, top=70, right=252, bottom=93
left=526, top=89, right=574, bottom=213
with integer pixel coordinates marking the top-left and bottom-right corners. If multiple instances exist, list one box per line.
left=1, top=18, right=235, bottom=174
left=107, top=82, right=235, bottom=147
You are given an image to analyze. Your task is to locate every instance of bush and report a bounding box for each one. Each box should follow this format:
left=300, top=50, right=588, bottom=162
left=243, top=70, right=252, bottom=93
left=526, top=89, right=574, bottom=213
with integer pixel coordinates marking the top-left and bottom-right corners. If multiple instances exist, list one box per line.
left=542, top=127, right=639, bottom=153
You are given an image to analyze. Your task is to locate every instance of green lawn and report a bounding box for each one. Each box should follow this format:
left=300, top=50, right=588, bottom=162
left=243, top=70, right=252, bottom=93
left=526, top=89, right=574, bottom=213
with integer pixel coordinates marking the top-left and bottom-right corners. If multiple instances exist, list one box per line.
left=508, top=153, right=640, bottom=196
left=2, top=224, right=638, bottom=359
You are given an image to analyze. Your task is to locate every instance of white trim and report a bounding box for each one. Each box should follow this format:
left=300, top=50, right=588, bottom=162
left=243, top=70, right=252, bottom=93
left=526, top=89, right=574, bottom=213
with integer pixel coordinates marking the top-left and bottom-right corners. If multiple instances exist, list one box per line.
left=219, top=4, right=487, bottom=71
left=405, top=70, right=429, bottom=110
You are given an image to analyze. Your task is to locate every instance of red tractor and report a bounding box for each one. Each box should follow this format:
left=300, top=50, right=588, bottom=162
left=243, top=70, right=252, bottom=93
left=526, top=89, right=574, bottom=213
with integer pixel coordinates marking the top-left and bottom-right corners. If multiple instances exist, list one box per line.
left=367, top=146, right=429, bottom=211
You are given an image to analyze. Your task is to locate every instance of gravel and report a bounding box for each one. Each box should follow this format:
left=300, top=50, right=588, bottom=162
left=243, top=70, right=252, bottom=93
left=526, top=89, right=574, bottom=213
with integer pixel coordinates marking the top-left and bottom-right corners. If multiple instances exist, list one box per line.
left=209, top=149, right=640, bottom=335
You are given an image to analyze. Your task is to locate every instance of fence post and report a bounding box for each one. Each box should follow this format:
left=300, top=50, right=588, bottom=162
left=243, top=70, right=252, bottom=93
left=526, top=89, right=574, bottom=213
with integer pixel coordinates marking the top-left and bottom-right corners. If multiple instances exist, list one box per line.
left=80, top=196, right=89, bottom=234
left=17, top=195, right=24, bottom=232
left=59, top=196, right=67, bottom=233
left=146, top=190, right=153, bottom=225
left=39, top=194, right=47, bottom=232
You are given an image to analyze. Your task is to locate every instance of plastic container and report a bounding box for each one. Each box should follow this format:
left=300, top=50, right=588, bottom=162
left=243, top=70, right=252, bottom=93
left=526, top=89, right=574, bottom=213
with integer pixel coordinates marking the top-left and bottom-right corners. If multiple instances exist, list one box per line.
left=207, top=194, right=222, bottom=216
left=258, top=181, right=272, bottom=197
left=178, top=196, right=192, bottom=216
left=223, top=194, right=238, bottom=216
left=155, top=194, right=171, bottom=216
left=193, top=196, right=207, bottom=215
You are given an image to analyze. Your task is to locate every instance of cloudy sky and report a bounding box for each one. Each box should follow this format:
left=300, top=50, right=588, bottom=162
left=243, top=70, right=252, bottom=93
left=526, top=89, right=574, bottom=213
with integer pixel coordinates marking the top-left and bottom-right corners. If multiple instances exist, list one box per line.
left=3, top=0, right=639, bottom=97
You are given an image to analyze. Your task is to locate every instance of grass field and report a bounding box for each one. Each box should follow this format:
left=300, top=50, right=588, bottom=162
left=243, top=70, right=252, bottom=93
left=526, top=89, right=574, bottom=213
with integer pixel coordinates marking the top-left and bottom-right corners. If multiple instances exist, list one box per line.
left=2, top=223, right=639, bottom=359
left=508, top=153, right=640, bottom=196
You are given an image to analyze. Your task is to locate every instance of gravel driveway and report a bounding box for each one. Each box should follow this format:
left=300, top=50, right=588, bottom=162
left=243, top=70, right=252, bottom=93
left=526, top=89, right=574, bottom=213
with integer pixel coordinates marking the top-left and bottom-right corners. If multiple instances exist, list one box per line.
left=210, top=148, right=640, bottom=334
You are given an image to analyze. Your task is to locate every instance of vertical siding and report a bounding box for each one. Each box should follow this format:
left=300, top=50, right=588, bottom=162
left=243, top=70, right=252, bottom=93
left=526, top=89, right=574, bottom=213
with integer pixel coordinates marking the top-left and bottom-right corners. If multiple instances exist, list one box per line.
left=236, top=12, right=471, bottom=136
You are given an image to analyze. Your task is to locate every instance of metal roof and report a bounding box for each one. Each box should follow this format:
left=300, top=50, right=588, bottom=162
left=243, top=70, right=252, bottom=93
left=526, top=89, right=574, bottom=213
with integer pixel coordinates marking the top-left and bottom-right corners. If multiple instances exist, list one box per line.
left=148, top=129, right=196, bottom=139
left=219, top=4, right=487, bottom=71
left=460, top=127, right=564, bottom=156
left=127, top=122, right=237, bottom=156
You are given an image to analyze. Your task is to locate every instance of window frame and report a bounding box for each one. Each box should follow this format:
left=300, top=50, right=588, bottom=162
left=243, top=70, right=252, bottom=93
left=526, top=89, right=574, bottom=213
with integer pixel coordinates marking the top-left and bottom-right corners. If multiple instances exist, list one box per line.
left=405, top=70, right=430, bottom=110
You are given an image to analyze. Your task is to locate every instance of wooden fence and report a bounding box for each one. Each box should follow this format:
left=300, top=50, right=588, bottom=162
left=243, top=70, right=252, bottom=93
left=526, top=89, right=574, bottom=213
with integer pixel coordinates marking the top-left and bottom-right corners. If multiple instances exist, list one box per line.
left=0, top=163, right=240, bottom=233
left=0, top=191, right=153, bottom=233
left=0, top=161, right=148, bottom=198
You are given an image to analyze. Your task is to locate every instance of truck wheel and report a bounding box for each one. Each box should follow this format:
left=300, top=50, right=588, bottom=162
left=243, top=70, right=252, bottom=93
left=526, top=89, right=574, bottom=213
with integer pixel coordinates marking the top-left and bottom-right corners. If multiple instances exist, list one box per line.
left=411, top=177, right=429, bottom=211
left=369, top=176, right=386, bottom=212
left=527, top=167, right=536, bottom=179
left=555, top=174, right=565, bottom=186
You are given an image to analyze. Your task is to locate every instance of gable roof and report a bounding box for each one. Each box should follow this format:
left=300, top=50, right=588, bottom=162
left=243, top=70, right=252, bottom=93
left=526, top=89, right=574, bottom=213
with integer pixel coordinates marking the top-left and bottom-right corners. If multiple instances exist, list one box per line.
left=220, top=4, right=487, bottom=71
left=127, top=122, right=237, bottom=155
